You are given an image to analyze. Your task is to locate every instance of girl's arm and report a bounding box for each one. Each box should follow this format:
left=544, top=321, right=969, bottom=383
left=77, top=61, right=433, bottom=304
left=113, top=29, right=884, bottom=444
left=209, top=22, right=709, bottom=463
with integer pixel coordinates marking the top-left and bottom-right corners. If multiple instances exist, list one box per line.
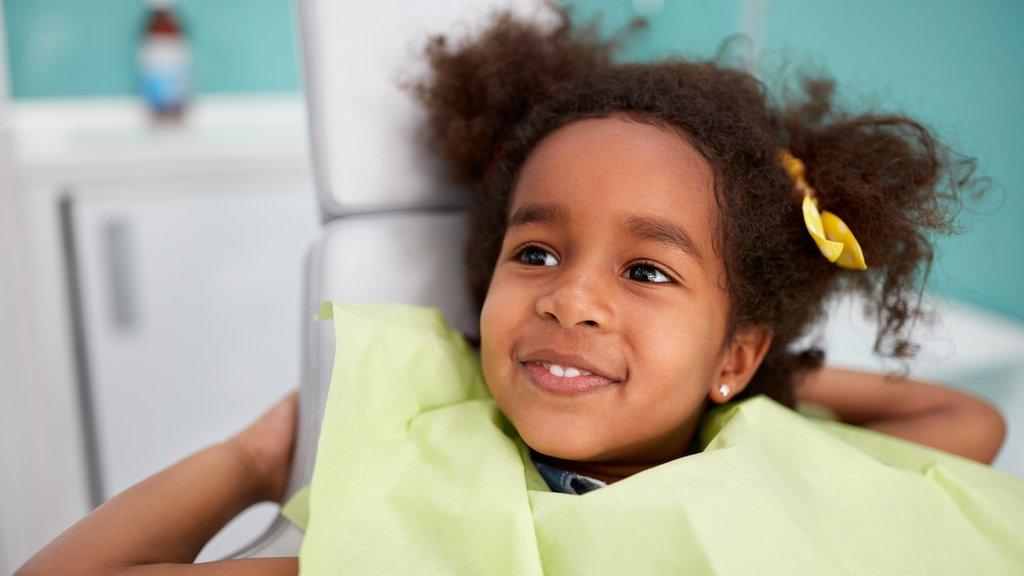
left=15, top=392, right=300, bottom=576
left=795, top=367, right=1006, bottom=465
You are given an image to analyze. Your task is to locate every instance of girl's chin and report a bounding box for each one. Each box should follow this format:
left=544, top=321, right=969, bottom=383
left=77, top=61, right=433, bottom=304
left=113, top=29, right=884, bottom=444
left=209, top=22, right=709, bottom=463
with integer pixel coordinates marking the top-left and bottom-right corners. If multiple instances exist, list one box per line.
left=515, top=424, right=612, bottom=463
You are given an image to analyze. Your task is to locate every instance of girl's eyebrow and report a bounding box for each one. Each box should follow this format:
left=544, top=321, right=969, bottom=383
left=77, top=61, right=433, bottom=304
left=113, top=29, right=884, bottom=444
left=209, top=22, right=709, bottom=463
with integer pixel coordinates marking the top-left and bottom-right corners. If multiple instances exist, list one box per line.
left=507, top=201, right=706, bottom=267
left=507, top=202, right=568, bottom=228
left=624, top=215, right=706, bottom=267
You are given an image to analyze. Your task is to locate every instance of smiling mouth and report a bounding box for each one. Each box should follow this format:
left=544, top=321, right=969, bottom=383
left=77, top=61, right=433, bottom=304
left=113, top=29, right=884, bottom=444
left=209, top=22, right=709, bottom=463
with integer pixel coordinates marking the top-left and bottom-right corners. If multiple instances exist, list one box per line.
left=519, top=361, right=620, bottom=395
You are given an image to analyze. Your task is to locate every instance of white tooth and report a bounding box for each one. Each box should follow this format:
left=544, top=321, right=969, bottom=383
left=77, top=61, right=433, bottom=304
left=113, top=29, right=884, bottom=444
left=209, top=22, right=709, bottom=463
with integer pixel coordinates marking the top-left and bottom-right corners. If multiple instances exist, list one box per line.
left=548, top=364, right=565, bottom=377
left=564, top=367, right=581, bottom=378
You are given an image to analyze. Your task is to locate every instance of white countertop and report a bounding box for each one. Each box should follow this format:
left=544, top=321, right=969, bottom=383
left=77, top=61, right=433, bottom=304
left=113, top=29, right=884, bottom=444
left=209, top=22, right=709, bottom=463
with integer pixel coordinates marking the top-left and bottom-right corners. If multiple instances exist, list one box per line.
left=7, top=94, right=311, bottom=177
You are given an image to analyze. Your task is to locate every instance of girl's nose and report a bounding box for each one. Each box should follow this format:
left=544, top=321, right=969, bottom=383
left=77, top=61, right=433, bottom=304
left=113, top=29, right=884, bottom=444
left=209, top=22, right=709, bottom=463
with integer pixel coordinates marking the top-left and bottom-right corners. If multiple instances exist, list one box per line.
left=534, top=264, right=613, bottom=330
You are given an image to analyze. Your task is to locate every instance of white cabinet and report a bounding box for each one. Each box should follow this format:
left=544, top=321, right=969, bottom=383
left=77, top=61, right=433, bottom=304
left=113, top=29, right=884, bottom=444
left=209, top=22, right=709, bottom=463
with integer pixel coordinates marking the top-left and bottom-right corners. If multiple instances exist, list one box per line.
left=66, top=175, right=319, bottom=560
left=2, top=96, right=318, bottom=567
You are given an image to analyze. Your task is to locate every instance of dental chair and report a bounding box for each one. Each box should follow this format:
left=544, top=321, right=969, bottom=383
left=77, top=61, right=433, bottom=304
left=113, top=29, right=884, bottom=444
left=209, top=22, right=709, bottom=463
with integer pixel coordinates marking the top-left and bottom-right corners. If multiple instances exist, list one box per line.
left=223, top=0, right=554, bottom=559
left=226, top=0, right=1024, bottom=561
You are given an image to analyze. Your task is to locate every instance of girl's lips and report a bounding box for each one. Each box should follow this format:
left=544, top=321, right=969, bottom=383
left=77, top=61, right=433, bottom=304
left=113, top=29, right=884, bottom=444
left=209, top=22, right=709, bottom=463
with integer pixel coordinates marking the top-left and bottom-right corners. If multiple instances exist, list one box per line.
left=520, top=361, right=618, bottom=395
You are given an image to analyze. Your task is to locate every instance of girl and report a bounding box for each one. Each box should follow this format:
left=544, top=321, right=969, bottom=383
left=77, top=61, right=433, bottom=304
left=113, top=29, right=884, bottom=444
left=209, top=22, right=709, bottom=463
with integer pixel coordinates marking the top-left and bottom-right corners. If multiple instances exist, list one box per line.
left=17, top=4, right=1007, bottom=575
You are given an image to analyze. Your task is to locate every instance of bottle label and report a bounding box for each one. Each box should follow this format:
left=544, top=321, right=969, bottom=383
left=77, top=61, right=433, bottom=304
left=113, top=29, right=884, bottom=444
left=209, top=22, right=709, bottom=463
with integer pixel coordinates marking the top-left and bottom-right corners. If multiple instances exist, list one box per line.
left=138, top=37, right=190, bottom=111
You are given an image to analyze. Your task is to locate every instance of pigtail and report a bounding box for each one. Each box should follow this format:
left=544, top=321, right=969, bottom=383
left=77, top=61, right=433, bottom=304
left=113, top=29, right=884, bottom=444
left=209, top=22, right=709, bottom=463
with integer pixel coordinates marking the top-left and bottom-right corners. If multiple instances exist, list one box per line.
left=776, top=76, right=985, bottom=367
left=406, top=2, right=639, bottom=187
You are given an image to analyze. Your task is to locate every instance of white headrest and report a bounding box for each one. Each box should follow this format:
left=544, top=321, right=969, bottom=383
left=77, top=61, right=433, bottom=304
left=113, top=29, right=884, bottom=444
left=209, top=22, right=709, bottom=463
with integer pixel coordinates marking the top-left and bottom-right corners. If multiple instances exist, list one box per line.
left=296, top=0, right=551, bottom=218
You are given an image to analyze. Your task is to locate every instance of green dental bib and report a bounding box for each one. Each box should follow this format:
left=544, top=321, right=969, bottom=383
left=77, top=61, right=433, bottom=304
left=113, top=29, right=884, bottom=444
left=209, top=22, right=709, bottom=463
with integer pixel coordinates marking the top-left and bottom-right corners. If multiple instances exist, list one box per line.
left=282, top=302, right=1024, bottom=575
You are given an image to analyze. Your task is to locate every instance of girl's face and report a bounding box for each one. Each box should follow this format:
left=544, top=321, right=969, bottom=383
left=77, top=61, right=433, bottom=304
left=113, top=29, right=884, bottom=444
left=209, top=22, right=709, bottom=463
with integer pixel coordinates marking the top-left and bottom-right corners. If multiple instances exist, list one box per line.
left=480, top=114, right=771, bottom=473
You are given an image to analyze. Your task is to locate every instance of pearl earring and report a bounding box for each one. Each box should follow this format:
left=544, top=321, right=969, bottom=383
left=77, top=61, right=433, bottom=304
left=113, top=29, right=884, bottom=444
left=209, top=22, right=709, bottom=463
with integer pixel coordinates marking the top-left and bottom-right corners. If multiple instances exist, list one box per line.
left=718, top=383, right=730, bottom=397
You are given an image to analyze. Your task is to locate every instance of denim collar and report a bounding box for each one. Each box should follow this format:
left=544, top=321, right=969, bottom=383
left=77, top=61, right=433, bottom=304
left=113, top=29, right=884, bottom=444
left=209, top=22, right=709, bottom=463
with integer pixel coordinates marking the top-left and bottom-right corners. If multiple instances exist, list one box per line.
left=530, top=450, right=607, bottom=495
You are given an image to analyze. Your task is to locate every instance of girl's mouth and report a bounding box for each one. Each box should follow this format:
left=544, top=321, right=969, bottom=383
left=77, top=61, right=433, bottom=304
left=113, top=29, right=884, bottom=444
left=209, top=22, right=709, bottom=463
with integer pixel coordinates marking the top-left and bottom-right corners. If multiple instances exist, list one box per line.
left=519, top=361, right=619, bottom=395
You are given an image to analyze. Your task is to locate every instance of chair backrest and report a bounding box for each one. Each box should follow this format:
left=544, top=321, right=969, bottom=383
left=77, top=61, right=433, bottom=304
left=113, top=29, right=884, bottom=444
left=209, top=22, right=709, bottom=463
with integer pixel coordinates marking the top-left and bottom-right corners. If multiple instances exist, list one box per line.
left=228, top=0, right=547, bottom=559
left=298, top=0, right=554, bottom=219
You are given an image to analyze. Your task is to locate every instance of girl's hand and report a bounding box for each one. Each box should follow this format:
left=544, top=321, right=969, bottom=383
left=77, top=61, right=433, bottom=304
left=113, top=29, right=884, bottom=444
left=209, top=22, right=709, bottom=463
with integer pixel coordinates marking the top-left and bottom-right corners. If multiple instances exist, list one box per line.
left=228, top=390, right=299, bottom=504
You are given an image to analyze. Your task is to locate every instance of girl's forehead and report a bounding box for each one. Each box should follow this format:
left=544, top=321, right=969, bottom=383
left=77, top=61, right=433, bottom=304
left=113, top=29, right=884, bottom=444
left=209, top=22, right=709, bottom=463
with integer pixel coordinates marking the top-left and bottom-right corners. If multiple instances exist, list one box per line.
left=515, top=115, right=713, bottom=209
left=510, top=115, right=718, bottom=258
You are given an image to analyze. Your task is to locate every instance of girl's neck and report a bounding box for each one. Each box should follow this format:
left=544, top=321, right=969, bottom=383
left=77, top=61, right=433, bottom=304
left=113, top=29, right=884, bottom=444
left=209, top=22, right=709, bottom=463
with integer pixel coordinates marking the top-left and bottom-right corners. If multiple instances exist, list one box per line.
left=530, top=414, right=706, bottom=485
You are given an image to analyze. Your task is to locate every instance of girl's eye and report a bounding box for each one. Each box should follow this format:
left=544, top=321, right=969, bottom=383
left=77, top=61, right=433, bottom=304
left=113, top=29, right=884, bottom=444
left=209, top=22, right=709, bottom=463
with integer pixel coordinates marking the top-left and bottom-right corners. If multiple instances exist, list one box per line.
left=513, top=246, right=675, bottom=284
left=627, top=262, right=674, bottom=284
left=514, top=245, right=559, bottom=267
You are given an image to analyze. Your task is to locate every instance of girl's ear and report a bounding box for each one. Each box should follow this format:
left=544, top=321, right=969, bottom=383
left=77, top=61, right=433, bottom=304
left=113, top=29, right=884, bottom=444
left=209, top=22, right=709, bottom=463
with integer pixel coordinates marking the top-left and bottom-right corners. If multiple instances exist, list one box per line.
left=709, top=325, right=773, bottom=405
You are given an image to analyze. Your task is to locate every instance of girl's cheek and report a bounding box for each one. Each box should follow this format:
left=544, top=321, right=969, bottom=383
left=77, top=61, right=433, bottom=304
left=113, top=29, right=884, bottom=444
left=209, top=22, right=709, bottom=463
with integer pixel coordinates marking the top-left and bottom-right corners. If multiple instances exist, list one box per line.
left=480, top=282, right=514, bottom=355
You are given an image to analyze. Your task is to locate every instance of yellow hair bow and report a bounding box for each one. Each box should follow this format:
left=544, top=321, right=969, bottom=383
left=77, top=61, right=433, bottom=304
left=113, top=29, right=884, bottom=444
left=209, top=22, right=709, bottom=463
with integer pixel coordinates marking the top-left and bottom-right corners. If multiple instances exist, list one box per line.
left=779, top=149, right=867, bottom=270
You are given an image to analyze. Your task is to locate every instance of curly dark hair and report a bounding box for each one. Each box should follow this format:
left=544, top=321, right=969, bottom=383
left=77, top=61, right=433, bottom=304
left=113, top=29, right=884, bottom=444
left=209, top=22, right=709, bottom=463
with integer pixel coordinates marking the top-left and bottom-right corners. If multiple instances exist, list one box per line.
left=405, top=2, right=983, bottom=409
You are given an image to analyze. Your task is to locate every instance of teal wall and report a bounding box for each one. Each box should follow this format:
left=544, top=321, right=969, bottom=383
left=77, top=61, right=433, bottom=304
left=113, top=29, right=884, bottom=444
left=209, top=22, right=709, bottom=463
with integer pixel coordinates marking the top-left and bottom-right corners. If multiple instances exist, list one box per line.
left=570, top=0, right=1024, bottom=323
left=2, top=0, right=300, bottom=98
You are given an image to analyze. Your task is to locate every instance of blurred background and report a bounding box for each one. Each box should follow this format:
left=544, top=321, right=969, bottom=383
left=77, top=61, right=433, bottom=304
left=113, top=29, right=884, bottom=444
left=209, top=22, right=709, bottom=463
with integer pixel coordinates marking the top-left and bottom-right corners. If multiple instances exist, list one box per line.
left=0, top=0, right=1021, bottom=571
